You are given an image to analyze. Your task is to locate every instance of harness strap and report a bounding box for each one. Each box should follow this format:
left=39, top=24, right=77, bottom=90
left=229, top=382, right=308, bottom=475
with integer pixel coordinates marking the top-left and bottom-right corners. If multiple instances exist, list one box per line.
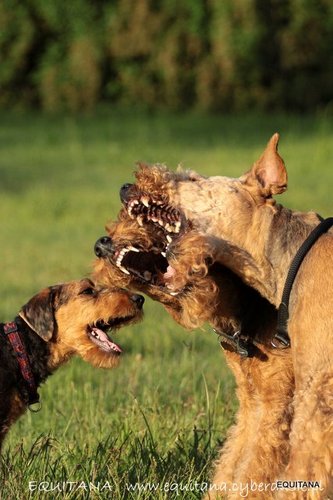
left=273, top=217, right=333, bottom=348
left=4, top=321, right=40, bottom=406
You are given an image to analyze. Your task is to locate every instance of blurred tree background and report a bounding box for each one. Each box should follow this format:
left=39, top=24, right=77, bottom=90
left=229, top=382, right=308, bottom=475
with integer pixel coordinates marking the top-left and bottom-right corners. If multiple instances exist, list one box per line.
left=1, top=0, right=333, bottom=113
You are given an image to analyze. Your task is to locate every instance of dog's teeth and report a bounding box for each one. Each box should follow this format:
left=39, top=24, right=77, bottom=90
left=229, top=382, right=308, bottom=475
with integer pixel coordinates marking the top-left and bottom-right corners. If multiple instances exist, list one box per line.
left=158, top=219, right=165, bottom=227
left=161, top=252, right=166, bottom=257
left=129, top=246, right=140, bottom=253
left=141, top=196, right=150, bottom=208
left=128, top=206, right=133, bottom=217
left=165, top=223, right=173, bottom=232
left=119, top=265, right=130, bottom=275
left=166, top=235, right=173, bottom=243
left=144, top=271, right=152, bottom=280
left=170, top=291, right=179, bottom=296
left=133, top=199, right=139, bottom=205
left=137, top=216, right=143, bottom=226
left=174, top=221, right=181, bottom=232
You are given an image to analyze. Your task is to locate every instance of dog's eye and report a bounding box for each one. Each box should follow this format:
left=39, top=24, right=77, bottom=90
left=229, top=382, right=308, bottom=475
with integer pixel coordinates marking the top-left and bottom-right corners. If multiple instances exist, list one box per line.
left=80, top=287, right=96, bottom=296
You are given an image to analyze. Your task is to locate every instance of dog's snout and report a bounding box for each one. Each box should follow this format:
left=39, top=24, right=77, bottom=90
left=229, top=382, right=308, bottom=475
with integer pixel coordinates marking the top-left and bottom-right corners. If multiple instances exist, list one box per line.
left=131, top=294, right=145, bottom=309
left=120, top=183, right=133, bottom=203
left=94, top=236, right=113, bottom=258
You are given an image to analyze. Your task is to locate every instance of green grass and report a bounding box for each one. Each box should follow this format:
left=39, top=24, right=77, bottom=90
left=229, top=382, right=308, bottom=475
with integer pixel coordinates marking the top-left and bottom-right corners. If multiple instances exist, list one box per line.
left=0, top=109, right=333, bottom=499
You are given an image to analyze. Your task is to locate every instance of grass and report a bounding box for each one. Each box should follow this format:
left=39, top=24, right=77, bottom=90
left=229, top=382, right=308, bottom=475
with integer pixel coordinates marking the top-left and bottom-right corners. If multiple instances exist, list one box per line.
left=0, top=109, right=333, bottom=499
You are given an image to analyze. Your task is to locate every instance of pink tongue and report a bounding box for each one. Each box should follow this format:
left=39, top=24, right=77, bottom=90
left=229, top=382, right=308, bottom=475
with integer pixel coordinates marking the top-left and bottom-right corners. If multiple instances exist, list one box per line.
left=92, top=327, right=122, bottom=353
left=164, top=265, right=176, bottom=280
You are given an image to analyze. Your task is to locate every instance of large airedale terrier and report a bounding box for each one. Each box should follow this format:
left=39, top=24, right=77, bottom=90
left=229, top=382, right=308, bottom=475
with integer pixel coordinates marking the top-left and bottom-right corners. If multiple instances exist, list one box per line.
left=111, top=138, right=332, bottom=498
left=93, top=206, right=294, bottom=498
left=0, top=278, right=144, bottom=449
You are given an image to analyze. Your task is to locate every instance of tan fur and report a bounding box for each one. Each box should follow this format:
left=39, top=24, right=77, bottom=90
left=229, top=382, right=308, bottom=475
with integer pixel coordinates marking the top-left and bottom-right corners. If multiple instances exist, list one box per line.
left=126, top=136, right=333, bottom=498
left=93, top=204, right=294, bottom=498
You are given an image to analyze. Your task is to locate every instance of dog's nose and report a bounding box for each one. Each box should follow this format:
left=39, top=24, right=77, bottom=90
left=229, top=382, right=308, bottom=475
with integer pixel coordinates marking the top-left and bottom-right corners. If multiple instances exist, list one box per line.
left=131, top=294, right=145, bottom=309
left=120, top=183, right=133, bottom=203
left=94, top=236, right=113, bottom=258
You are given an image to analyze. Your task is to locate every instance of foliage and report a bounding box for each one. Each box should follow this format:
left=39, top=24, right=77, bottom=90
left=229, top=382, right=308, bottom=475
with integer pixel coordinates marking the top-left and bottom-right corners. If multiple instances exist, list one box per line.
left=1, top=0, right=333, bottom=112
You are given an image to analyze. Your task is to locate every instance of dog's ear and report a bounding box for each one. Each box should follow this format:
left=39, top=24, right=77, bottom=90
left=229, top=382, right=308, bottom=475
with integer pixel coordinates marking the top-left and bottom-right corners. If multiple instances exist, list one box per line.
left=243, top=133, right=288, bottom=197
left=19, top=286, right=59, bottom=341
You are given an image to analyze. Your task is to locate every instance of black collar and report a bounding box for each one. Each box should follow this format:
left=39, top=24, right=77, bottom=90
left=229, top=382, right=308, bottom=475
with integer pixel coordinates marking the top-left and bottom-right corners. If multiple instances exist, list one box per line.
left=3, top=321, right=40, bottom=408
left=273, top=217, right=333, bottom=348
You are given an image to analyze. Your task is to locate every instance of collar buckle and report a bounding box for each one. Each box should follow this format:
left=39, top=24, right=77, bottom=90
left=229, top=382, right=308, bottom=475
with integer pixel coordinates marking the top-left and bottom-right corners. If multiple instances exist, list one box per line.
left=213, top=328, right=252, bottom=358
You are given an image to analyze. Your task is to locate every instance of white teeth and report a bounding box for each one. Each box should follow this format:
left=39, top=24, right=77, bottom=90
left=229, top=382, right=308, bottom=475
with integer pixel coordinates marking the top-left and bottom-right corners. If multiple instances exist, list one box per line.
left=170, top=291, right=179, bottom=296
left=161, top=252, right=166, bottom=257
left=166, top=235, right=172, bottom=243
left=174, top=221, right=181, bottom=232
left=128, top=246, right=140, bottom=253
left=128, top=200, right=139, bottom=218
left=141, top=196, right=149, bottom=207
left=137, top=216, right=143, bottom=226
left=157, top=219, right=164, bottom=227
left=119, top=266, right=130, bottom=275
left=165, top=223, right=172, bottom=232
left=144, top=271, right=152, bottom=280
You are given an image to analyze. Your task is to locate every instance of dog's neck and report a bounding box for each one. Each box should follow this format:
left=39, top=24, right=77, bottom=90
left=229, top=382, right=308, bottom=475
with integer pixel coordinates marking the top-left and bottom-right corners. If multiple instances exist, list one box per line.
left=211, top=205, right=321, bottom=307
left=13, top=316, right=53, bottom=386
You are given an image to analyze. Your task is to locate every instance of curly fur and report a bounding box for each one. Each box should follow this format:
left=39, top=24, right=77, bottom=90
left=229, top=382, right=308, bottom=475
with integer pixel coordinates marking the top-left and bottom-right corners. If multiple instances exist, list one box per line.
left=93, top=175, right=295, bottom=498
left=123, top=136, right=333, bottom=499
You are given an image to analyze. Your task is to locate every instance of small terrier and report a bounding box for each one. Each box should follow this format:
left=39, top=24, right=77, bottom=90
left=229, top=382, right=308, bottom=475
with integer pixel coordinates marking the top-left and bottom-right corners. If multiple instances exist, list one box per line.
left=0, top=278, right=144, bottom=449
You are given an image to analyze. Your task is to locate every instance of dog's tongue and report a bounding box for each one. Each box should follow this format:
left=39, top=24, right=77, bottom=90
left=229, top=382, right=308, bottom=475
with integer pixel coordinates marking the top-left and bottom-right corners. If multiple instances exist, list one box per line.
left=164, top=265, right=176, bottom=280
left=91, top=327, right=122, bottom=353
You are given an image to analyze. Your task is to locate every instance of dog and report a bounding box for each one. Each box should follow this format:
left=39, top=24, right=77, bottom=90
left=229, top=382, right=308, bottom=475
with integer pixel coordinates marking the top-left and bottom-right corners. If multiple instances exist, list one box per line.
left=113, top=137, right=332, bottom=498
left=0, top=278, right=144, bottom=449
left=93, top=206, right=294, bottom=498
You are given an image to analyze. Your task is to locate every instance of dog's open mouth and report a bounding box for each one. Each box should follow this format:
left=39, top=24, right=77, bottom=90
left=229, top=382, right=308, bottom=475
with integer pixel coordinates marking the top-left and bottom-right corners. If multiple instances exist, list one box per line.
left=113, top=245, right=170, bottom=285
left=114, top=192, right=188, bottom=291
left=126, top=194, right=183, bottom=234
left=87, top=316, right=135, bottom=354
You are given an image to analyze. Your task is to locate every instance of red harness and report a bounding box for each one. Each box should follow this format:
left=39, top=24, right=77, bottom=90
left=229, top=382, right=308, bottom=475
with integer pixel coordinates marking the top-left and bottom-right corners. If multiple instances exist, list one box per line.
left=4, top=321, right=40, bottom=407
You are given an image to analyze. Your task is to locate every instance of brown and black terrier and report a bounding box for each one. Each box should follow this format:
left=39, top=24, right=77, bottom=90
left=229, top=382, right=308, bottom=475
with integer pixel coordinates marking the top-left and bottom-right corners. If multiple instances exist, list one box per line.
left=0, top=278, right=144, bottom=449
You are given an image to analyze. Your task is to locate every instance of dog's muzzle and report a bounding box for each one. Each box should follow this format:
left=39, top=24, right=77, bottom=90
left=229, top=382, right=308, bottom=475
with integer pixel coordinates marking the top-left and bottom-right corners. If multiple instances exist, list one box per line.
left=94, top=236, right=113, bottom=258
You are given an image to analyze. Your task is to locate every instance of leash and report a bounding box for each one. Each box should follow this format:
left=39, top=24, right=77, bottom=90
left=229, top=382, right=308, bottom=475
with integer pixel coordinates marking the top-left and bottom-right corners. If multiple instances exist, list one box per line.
left=273, top=217, right=333, bottom=348
left=4, top=321, right=41, bottom=410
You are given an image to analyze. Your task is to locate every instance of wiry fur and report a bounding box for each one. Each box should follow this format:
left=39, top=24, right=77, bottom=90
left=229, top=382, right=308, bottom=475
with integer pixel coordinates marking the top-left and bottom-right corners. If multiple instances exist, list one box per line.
left=0, top=279, right=143, bottom=449
left=93, top=200, right=295, bottom=498
left=122, top=135, right=332, bottom=498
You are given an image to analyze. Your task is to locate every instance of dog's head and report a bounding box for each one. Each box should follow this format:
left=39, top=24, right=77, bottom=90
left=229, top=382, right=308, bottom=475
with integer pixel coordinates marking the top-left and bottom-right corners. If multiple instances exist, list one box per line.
left=20, top=279, right=144, bottom=369
left=105, top=135, right=292, bottom=303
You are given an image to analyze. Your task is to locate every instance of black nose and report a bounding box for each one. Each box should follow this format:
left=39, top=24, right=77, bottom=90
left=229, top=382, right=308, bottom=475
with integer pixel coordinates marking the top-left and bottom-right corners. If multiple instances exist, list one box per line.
left=94, top=236, right=113, bottom=258
left=120, top=183, right=133, bottom=203
left=131, top=294, right=145, bottom=309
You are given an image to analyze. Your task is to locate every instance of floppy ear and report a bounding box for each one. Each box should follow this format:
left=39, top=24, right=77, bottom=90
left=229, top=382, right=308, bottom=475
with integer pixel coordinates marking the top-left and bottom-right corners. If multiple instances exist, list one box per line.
left=19, top=286, right=58, bottom=341
left=243, top=133, right=288, bottom=197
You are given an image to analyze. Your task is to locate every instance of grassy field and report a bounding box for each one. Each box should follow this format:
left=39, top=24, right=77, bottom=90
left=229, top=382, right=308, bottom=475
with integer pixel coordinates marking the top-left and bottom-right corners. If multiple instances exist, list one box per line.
left=0, top=110, right=333, bottom=499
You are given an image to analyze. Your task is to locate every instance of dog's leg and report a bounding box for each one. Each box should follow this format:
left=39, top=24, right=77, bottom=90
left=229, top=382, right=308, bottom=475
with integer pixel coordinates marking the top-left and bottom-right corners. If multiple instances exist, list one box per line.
left=208, top=351, right=294, bottom=500
left=0, top=392, right=25, bottom=450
